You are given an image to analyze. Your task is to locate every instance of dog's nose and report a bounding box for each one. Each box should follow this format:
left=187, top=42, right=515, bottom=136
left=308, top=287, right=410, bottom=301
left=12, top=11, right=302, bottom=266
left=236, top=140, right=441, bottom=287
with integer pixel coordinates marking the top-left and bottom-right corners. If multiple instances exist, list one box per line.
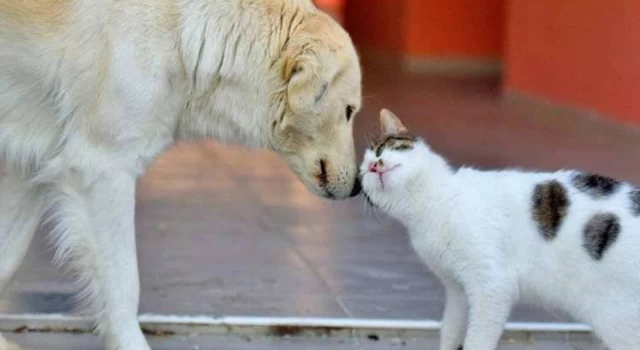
left=349, top=177, right=362, bottom=197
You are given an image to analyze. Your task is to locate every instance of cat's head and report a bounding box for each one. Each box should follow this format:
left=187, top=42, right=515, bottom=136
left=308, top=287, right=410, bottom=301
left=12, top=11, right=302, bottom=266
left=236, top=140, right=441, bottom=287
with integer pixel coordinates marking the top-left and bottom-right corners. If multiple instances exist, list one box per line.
left=360, top=109, right=425, bottom=203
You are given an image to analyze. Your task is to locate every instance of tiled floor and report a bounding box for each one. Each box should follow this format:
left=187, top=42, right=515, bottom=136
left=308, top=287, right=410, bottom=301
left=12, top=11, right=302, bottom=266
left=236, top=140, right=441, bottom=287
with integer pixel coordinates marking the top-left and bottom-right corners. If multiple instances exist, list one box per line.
left=3, top=60, right=639, bottom=348
left=3, top=332, right=607, bottom=350
left=0, top=139, right=572, bottom=323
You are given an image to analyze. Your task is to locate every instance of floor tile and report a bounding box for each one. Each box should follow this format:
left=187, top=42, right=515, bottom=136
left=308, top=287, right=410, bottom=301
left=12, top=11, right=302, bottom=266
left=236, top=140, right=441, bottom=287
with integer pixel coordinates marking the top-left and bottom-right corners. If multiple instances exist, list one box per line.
left=315, top=259, right=442, bottom=299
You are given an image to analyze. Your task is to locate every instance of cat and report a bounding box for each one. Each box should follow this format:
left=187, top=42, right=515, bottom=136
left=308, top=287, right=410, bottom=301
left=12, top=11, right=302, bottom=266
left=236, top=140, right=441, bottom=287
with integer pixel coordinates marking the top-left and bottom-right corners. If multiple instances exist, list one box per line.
left=360, top=109, right=640, bottom=350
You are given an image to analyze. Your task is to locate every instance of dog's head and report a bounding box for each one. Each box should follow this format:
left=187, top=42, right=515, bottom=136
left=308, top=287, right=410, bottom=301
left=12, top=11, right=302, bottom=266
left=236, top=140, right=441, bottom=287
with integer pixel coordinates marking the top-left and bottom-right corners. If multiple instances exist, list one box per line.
left=270, top=11, right=362, bottom=200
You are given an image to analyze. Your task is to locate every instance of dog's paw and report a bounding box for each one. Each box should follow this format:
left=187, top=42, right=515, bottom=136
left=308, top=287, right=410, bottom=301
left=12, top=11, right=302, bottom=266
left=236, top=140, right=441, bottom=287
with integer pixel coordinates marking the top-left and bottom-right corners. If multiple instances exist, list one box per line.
left=0, top=333, right=24, bottom=350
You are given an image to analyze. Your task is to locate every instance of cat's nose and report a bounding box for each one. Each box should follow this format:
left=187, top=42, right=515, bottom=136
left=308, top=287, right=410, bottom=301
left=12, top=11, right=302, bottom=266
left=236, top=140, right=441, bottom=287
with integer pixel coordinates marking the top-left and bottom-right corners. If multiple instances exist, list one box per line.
left=368, top=162, right=378, bottom=173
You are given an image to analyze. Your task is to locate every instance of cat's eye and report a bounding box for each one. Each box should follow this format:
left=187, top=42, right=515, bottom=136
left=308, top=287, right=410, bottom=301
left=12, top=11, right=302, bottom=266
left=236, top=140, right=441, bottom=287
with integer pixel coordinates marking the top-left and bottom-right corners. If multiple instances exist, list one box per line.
left=346, top=105, right=355, bottom=122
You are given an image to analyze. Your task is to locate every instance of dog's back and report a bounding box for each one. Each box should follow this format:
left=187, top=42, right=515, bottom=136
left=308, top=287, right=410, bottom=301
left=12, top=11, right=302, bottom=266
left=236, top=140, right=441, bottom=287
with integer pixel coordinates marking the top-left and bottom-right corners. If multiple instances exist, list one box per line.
left=1, top=0, right=95, bottom=174
left=0, top=0, right=180, bottom=179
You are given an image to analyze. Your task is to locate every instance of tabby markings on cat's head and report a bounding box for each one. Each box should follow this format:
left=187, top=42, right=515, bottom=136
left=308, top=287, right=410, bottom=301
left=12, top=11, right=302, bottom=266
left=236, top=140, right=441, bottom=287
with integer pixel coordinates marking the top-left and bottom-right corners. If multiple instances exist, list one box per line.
left=361, top=109, right=419, bottom=192
left=583, top=213, right=620, bottom=261
left=370, top=108, right=418, bottom=154
left=366, top=133, right=416, bottom=191
left=370, top=133, right=417, bottom=158
left=571, top=172, right=621, bottom=198
left=532, top=180, right=570, bottom=240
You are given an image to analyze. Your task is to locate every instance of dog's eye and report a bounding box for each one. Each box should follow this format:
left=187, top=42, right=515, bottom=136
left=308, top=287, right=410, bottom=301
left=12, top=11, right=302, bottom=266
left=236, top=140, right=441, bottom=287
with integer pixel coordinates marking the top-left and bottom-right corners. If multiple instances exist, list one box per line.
left=346, top=105, right=355, bottom=122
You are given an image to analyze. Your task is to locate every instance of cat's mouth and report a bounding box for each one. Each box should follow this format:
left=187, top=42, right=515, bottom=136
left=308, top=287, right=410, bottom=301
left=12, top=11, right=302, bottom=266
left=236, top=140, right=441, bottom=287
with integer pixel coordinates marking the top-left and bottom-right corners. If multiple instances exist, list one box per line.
left=373, top=164, right=401, bottom=190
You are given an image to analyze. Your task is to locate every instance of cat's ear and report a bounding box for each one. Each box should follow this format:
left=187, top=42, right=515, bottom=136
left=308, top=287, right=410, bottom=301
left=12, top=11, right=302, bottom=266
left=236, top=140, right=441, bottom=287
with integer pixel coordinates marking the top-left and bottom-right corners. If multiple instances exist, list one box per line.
left=380, top=109, right=408, bottom=135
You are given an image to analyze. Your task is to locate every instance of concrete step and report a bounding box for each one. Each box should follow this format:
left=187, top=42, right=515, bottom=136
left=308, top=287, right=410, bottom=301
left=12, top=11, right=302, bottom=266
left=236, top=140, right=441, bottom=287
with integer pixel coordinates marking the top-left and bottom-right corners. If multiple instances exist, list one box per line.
left=0, top=314, right=605, bottom=350
left=4, top=331, right=605, bottom=350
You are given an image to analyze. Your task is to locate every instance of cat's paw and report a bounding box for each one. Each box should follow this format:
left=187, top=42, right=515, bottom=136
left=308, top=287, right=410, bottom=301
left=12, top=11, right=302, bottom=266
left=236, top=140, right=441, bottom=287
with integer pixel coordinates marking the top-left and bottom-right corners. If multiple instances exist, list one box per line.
left=0, top=333, right=24, bottom=350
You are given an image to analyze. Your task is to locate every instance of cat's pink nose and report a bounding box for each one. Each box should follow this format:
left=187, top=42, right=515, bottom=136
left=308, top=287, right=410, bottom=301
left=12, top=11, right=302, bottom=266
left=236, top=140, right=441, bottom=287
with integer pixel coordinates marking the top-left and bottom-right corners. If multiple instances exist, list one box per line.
left=369, top=162, right=378, bottom=173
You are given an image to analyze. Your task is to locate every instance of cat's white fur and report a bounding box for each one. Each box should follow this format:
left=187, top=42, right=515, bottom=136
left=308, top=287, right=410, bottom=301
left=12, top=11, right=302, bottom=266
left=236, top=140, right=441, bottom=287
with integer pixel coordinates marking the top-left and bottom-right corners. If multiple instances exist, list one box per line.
left=361, top=109, right=640, bottom=350
left=0, top=0, right=362, bottom=349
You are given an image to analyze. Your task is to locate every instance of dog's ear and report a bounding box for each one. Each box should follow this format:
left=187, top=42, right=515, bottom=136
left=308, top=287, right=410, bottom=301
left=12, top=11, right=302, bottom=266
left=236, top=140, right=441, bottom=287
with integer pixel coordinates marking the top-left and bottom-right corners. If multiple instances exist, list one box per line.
left=283, top=49, right=333, bottom=114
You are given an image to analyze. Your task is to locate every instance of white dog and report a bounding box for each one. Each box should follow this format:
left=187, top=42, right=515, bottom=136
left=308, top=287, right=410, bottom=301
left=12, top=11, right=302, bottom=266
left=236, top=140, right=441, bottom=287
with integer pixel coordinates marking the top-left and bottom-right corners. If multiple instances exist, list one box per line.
left=0, top=0, right=362, bottom=348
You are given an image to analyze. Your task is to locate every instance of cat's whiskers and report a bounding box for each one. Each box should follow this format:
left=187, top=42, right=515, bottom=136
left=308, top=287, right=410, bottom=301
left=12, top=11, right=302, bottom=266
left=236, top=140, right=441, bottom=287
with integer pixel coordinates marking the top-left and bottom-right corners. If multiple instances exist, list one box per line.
left=361, top=183, right=386, bottom=223
left=362, top=193, right=373, bottom=219
left=371, top=199, right=383, bottom=223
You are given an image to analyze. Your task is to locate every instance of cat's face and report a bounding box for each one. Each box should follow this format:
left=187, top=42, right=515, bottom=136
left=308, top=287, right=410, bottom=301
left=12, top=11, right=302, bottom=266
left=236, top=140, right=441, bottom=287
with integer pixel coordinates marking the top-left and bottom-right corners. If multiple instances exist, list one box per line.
left=360, top=109, right=421, bottom=202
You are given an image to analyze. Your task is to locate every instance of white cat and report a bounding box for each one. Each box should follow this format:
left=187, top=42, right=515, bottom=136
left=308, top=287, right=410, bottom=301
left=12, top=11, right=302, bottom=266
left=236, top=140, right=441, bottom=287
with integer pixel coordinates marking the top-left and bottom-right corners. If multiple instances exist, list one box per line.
left=360, top=109, right=640, bottom=350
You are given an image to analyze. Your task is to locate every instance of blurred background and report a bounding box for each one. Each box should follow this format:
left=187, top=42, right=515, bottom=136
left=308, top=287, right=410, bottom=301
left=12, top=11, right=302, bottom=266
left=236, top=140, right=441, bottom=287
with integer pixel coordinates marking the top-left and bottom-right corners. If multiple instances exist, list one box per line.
left=315, top=0, right=640, bottom=179
left=2, top=1, right=639, bottom=348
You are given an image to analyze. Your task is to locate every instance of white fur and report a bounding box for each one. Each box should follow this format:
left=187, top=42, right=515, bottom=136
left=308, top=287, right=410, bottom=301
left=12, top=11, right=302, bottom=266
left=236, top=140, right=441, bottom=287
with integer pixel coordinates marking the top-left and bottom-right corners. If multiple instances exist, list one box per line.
left=362, top=135, right=640, bottom=350
left=0, top=0, right=362, bottom=349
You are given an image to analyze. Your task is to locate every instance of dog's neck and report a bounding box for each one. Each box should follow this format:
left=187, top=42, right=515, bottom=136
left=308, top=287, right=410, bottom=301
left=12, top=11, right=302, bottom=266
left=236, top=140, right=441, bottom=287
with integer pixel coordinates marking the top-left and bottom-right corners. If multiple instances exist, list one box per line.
left=172, top=0, right=312, bottom=150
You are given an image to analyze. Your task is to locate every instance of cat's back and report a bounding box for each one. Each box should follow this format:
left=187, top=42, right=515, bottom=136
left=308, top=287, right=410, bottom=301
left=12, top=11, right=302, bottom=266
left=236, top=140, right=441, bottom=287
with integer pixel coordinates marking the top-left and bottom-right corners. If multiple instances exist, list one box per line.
left=526, top=171, right=640, bottom=331
left=453, top=166, right=639, bottom=224
left=451, top=166, right=569, bottom=213
left=523, top=170, right=640, bottom=285
left=439, top=166, right=640, bottom=348
left=455, top=167, right=640, bottom=314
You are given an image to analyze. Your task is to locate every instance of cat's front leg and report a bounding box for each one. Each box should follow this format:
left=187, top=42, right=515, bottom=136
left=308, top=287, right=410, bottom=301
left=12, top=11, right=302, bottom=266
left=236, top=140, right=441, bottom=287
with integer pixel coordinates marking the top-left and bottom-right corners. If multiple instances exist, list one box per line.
left=462, top=279, right=516, bottom=350
left=440, top=282, right=468, bottom=350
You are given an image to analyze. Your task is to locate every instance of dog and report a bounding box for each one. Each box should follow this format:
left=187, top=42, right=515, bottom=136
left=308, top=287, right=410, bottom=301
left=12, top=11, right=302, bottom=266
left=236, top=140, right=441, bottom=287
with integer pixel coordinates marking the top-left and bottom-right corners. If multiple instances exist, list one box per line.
left=0, top=0, right=362, bottom=348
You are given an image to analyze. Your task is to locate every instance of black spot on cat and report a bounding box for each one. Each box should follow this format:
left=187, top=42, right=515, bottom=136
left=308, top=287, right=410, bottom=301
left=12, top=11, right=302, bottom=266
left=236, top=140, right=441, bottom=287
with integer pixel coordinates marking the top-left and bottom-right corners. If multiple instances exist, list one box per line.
left=532, top=180, right=570, bottom=240
left=572, top=172, right=621, bottom=198
left=583, top=213, right=620, bottom=261
left=629, top=189, right=640, bottom=217
left=456, top=347, right=463, bottom=350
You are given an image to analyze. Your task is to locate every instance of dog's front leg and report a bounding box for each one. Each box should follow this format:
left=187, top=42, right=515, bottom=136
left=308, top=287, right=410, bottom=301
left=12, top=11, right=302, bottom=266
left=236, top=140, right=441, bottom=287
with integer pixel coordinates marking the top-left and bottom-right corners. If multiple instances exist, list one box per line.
left=50, top=171, right=149, bottom=350
left=88, top=172, right=149, bottom=350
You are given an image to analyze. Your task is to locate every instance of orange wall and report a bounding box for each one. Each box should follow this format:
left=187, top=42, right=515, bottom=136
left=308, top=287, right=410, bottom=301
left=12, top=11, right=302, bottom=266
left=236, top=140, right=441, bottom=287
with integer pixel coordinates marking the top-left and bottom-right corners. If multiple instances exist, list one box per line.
left=314, top=0, right=345, bottom=23
left=505, top=0, right=640, bottom=122
left=344, top=0, right=408, bottom=54
left=405, top=0, right=504, bottom=58
left=345, top=0, right=503, bottom=59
